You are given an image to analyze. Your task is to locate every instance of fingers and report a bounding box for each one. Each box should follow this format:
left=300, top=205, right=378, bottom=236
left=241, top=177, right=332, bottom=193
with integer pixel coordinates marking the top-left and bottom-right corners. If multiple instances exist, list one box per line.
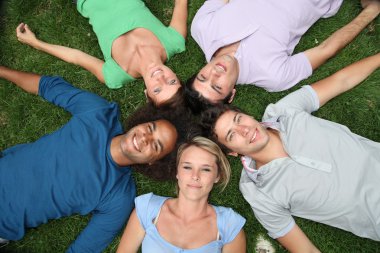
left=16, top=22, right=25, bottom=34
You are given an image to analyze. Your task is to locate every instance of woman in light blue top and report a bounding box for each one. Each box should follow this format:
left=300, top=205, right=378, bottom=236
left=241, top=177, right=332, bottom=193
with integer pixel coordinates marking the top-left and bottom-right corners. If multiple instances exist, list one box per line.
left=117, top=136, right=246, bottom=253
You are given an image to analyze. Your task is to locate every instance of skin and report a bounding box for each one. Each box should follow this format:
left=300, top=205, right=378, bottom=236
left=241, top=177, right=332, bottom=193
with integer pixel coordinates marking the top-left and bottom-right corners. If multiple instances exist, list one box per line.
left=212, top=53, right=380, bottom=252
left=110, top=119, right=178, bottom=166
left=116, top=145, right=246, bottom=253
left=192, top=1, right=379, bottom=103
left=0, top=66, right=179, bottom=167
left=15, top=0, right=189, bottom=105
left=193, top=53, right=239, bottom=103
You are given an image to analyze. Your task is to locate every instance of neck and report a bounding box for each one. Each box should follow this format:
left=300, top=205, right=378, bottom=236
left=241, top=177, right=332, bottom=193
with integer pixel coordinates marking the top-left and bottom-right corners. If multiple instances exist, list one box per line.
left=136, top=46, right=165, bottom=76
left=110, top=135, right=133, bottom=167
left=214, top=41, right=240, bottom=58
left=171, top=194, right=210, bottom=222
left=249, top=129, right=288, bottom=168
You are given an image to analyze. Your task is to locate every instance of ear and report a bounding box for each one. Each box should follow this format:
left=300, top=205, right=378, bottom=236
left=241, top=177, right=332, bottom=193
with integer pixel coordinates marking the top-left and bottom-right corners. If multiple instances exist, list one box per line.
left=214, top=175, right=220, bottom=184
left=144, top=89, right=148, bottom=98
left=228, top=88, right=236, bottom=103
left=227, top=151, right=238, bottom=157
left=176, top=174, right=179, bottom=180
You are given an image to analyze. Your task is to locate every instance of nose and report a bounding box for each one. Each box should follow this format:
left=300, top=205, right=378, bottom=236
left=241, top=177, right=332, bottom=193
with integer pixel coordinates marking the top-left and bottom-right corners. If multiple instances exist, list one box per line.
left=236, top=125, right=249, bottom=137
left=191, top=170, right=200, bottom=181
left=141, top=132, right=154, bottom=146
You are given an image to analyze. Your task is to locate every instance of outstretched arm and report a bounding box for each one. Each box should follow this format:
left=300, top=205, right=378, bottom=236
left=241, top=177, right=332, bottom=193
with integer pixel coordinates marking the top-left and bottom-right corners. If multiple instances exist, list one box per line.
left=304, top=3, right=380, bottom=70
left=222, top=229, right=246, bottom=253
left=16, top=23, right=105, bottom=83
left=0, top=66, right=40, bottom=94
left=116, top=209, right=145, bottom=253
left=169, top=0, right=188, bottom=38
left=312, top=53, right=380, bottom=107
left=277, top=224, right=321, bottom=253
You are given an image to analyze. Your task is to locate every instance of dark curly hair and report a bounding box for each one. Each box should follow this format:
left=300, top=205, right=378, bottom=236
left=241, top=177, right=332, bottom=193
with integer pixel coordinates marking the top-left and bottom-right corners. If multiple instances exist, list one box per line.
left=200, top=104, right=244, bottom=154
left=184, top=73, right=235, bottom=114
left=125, top=102, right=200, bottom=181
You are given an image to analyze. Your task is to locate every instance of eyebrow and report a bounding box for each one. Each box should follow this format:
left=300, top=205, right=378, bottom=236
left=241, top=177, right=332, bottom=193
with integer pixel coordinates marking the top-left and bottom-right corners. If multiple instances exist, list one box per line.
left=225, top=112, right=239, bottom=142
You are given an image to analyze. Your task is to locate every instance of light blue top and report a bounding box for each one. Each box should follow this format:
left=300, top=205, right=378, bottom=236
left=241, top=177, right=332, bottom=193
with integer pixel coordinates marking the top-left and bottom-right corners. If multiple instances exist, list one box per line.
left=135, top=193, right=246, bottom=253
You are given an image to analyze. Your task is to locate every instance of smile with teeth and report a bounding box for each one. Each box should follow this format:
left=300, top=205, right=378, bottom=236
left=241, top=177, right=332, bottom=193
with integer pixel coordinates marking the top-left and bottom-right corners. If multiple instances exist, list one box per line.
left=250, top=130, right=257, bottom=143
left=215, top=63, right=226, bottom=73
left=133, top=135, right=141, bottom=152
left=151, top=69, right=163, bottom=78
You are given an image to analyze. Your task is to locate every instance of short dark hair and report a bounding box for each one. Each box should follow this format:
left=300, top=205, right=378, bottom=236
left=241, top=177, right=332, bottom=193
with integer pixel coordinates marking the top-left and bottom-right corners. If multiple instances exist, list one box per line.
left=200, top=104, right=244, bottom=154
left=184, top=73, right=235, bottom=114
left=125, top=102, right=199, bottom=181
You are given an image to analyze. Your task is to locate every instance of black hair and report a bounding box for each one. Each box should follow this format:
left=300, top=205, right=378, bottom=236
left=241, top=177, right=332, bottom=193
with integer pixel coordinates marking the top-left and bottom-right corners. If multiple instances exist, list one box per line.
left=125, top=102, right=200, bottom=181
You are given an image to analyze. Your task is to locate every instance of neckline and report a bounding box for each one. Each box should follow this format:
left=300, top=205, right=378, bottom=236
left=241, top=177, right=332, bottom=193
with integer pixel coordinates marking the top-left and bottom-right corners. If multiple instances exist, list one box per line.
left=151, top=197, right=221, bottom=251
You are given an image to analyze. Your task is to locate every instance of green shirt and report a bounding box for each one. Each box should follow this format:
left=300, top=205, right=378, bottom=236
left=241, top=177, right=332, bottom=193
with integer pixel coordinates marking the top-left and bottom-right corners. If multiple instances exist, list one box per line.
left=77, top=0, right=186, bottom=88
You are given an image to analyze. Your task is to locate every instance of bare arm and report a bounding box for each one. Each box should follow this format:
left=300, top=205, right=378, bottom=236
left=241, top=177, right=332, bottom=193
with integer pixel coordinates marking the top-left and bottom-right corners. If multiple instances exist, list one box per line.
left=312, top=53, right=380, bottom=107
left=169, top=0, right=188, bottom=38
left=277, top=224, right=320, bottom=253
left=16, top=23, right=105, bottom=83
left=222, top=229, right=246, bottom=253
left=0, top=66, right=41, bottom=94
left=116, top=209, right=145, bottom=253
left=304, top=3, right=380, bottom=70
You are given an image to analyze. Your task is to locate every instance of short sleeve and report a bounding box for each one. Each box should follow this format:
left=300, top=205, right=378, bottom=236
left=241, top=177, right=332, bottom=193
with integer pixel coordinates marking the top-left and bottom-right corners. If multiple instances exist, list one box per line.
left=239, top=170, right=295, bottom=239
left=135, top=193, right=167, bottom=230
left=102, top=59, right=136, bottom=89
left=216, top=206, right=246, bottom=244
left=263, top=85, right=319, bottom=122
left=38, top=76, right=111, bottom=115
left=163, top=27, right=186, bottom=60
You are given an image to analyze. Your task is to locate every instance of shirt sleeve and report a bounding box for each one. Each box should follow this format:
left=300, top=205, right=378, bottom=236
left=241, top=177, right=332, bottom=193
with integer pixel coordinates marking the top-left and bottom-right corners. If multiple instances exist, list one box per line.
left=217, top=207, right=246, bottom=244
left=263, top=85, right=319, bottom=121
left=135, top=193, right=167, bottom=230
left=254, top=52, right=313, bottom=92
left=239, top=170, right=295, bottom=239
left=66, top=175, right=136, bottom=253
left=38, top=76, right=111, bottom=115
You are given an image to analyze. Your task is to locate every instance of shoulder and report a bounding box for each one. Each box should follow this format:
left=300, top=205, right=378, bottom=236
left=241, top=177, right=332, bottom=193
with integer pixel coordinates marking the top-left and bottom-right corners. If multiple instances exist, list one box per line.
left=135, top=193, right=169, bottom=229
left=214, top=206, right=246, bottom=244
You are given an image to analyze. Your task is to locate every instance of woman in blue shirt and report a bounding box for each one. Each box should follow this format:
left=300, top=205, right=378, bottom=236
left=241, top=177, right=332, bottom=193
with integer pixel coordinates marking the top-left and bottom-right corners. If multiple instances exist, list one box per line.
left=117, top=136, right=246, bottom=253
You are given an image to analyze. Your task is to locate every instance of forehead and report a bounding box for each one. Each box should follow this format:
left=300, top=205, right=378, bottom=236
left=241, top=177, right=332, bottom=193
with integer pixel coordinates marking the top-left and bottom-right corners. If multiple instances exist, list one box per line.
left=180, top=146, right=217, bottom=164
left=149, top=83, right=180, bottom=105
left=155, top=119, right=177, bottom=148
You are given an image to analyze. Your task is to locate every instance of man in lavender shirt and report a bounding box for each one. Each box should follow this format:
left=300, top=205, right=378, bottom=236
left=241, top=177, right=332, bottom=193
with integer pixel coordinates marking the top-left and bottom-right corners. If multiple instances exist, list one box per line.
left=185, top=0, right=379, bottom=110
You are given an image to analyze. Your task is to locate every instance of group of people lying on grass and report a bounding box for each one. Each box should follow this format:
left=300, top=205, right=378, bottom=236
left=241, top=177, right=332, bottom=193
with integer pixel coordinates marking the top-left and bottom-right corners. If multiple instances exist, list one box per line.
left=1, top=0, right=379, bottom=252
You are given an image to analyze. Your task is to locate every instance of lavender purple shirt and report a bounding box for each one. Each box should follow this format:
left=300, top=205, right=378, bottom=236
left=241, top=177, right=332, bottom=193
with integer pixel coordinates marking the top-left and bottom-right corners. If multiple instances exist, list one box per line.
left=191, top=0, right=343, bottom=91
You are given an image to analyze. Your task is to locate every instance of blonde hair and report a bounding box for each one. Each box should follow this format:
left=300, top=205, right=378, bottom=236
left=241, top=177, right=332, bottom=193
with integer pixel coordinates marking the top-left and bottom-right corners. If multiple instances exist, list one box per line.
left=176, top=136, right=231, bottom=192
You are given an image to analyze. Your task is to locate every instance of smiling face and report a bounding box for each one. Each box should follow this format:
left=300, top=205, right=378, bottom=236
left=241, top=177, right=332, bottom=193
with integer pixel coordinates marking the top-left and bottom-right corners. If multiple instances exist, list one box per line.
left=119, top=119, right=177, bottom=164
left=143, top=64, right=181, bottom=105
left=213, top=110, right=269, bottom=156
left=192, top=54, right=239, bottom=103
left=176, top=145, right=220, bottom=201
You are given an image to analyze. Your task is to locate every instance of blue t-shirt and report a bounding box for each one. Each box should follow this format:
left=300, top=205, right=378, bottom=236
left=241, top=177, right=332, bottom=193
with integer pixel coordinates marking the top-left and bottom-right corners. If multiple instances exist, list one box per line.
left=0, top=76, right=136, bottom=253
left=136, top=193, right=246, bottom=253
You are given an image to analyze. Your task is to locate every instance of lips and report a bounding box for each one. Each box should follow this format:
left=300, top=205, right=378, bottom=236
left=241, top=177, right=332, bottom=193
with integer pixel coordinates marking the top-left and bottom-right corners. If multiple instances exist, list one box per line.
left=187, top=184, right=202, bottom=189
left=132, top=135, right=141, bottom=152
left=151, top=68, right=163, bottom=78
left=250, top=129, right=258, bottom=143
left=215, top=63, right=226, bottom=73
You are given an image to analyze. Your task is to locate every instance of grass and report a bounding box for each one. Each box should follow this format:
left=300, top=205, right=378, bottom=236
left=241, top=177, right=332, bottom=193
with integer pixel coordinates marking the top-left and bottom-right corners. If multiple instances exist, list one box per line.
left=0, top=0, right=379, bottom=252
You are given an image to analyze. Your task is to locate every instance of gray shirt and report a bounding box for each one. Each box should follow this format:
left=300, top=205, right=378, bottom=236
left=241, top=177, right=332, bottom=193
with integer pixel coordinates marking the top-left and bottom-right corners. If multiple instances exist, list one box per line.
left=239, top=86, right=380, bottom=240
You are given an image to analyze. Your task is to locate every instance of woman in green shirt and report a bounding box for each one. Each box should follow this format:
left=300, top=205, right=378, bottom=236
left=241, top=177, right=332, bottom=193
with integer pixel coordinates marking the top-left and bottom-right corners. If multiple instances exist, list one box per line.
left=16, top=0, right=188, bottom=106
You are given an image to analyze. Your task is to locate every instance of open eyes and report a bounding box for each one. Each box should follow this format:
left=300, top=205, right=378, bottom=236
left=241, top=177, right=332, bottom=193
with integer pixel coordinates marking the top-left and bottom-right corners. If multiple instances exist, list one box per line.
left=168, top=79, right=177, bottom=85
left=153, top=87, right=162, bottom=94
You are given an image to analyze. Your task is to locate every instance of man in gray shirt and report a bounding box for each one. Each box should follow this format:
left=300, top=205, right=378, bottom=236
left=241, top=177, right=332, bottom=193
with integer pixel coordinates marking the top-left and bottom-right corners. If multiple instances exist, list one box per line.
left=201, top=53, right=380, bottom=252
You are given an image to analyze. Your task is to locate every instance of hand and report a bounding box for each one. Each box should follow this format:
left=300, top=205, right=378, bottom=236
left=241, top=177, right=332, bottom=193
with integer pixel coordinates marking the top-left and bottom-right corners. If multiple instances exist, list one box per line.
left=361, top=0, right=380, bottom=13
left=16, top=23, right=39, bottom=47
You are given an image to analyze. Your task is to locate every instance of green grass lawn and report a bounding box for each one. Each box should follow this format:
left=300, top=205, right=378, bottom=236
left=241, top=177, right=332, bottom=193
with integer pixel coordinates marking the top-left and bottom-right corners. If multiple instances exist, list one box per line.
left=0, top=0, right=379, bottom=252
